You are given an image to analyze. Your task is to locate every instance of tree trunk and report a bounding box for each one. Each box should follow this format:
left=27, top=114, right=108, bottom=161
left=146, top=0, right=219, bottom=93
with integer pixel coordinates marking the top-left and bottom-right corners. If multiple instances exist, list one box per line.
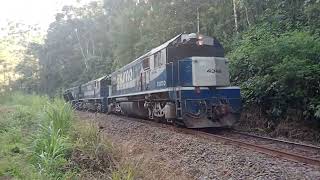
left=233, top=0, right=239, bottom=34
left=244, top=5, right=251, bottom=27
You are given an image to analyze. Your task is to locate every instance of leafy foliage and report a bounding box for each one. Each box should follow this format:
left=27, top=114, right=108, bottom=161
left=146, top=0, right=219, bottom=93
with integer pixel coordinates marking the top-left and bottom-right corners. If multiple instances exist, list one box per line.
left=230, top=28, right=320, bottom=121
left=227, top=0, right=320, bottom=122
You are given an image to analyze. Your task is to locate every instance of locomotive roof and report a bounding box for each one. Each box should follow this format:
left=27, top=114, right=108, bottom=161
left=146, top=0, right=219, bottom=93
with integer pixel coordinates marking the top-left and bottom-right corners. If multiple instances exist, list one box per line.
left=111, top=33, right=182, bottom=75
left=66, top=75, right=109, bottom=90
left=82, top=75, right=109, bottom=86
left=150, top=33, right=182, bottom=54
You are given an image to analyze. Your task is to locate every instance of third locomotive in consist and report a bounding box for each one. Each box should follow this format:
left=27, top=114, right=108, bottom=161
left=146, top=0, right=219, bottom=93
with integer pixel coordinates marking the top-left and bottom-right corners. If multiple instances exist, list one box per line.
left=64, top=33, right=241, bottom=128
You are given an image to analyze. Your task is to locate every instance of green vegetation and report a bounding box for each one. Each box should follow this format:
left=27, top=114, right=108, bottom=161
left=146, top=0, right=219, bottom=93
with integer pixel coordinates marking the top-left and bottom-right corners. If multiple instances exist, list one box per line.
left=230, top=29, right=320, bottom=124
left=0, top=93, right=53, bottom=178
left=0, top=1, right=319, bottom=131
left=228, top=1, right=320, bottom=126
left=0, top=93, right=135, bottom=179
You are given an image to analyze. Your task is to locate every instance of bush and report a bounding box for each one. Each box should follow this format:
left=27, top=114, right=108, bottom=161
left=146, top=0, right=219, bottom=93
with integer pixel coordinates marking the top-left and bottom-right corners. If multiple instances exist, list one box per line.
left=229, top=28, right=320, bottom=123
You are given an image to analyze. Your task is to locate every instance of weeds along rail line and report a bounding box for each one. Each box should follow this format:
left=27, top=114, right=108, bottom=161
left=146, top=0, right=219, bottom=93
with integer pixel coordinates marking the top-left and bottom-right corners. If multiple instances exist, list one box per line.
left=90, top=112, right=320, bottom=167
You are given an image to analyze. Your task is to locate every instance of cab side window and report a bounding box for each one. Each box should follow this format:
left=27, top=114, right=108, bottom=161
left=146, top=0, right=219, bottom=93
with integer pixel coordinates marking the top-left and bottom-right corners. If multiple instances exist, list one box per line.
left=154, top=51, right=161, bottom=68
left=143, top=57, right=150, bottom=70
left=154, top=49, right=166, bottom=68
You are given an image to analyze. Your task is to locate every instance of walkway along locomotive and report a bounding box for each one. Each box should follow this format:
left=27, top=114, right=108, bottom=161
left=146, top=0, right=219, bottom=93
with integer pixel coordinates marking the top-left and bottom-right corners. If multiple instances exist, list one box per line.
left=63, top=33, right=241, bottom=128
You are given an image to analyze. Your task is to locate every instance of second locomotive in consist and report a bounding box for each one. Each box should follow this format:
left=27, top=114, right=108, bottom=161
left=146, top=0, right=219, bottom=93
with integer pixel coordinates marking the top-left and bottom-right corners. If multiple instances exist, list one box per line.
left=64, top=33, right=241, bottom=128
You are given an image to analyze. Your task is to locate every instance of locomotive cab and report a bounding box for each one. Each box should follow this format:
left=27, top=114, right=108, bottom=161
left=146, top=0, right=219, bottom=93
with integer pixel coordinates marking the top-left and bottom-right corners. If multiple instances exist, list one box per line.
left=167, top=33, right=230, bottom=87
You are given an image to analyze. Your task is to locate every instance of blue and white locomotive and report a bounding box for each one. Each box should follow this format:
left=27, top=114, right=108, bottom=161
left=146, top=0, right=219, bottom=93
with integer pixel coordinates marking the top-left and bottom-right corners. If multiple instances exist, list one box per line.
left=64, top=33, right=241, bottom=128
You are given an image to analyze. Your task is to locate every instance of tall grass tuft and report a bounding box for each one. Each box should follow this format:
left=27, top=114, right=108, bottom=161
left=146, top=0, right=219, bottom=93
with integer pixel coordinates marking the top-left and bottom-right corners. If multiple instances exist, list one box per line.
left=44, top=99, right=74, bottom=135
left=32, top=125, right=69, bottom=175
left=31, top=99, right=74, bottom=178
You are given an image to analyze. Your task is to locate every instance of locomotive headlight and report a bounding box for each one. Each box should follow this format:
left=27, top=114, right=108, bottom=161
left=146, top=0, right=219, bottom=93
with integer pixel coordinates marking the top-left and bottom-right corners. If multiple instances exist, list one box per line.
left=197, top=40, right=204, bottom=46
left=197, top=35, right=204, bottom=46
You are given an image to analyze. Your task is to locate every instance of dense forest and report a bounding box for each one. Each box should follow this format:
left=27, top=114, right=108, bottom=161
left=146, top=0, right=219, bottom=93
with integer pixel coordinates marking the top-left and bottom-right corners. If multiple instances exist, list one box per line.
left=0, top=0, right=320, bottom=126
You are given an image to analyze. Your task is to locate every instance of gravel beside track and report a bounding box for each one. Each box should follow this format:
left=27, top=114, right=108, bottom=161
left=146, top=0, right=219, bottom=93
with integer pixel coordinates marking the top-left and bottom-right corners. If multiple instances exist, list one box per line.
left=77, top=112, right=320, bottom=180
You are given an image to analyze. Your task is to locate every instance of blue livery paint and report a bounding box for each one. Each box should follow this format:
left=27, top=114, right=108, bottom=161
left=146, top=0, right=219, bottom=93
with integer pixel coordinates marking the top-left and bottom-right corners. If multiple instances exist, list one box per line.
left=178, top=59, right=193, bottom=86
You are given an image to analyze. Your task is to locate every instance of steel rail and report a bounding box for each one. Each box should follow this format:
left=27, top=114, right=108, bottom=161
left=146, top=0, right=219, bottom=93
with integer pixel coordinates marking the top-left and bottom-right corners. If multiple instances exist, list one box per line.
left=183, top=129, right=320, bottom=167
left=231, top=130, right=320, bottom=151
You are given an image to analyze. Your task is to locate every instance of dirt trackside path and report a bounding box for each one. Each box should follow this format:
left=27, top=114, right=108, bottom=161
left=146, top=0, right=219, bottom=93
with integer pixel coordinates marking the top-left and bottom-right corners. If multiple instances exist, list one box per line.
left=77, top=112, right=320, bottom=180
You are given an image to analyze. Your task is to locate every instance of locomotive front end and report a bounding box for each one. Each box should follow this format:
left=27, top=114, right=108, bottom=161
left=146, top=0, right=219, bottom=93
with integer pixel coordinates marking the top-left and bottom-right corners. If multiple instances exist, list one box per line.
left=172, top=56, right=241, bottom=128
left=167, top=33, right=241, bottom=128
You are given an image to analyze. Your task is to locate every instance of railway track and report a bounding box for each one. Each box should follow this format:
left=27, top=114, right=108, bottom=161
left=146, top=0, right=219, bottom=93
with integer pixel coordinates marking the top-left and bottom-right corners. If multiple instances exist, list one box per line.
left=230, top=130, right=320, bottom=152
left=91, top=113, right=320, bottom=167
left=184, top=129, right=320, bottom=167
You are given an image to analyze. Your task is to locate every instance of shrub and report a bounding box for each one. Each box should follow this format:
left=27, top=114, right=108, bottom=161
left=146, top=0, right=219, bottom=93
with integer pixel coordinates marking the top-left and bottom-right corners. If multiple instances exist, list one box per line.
left=229, top=28, right=320, bottom=123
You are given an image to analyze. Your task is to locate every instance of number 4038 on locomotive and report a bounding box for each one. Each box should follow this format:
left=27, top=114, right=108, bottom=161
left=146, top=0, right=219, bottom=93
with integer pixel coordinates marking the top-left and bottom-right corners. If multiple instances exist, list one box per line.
left=63, top=33, right=241, bottom=128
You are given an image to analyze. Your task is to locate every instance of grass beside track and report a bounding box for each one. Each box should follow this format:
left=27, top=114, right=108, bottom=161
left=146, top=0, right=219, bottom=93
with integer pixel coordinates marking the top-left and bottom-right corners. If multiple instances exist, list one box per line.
left=0, top=92, right=135, bottom=179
